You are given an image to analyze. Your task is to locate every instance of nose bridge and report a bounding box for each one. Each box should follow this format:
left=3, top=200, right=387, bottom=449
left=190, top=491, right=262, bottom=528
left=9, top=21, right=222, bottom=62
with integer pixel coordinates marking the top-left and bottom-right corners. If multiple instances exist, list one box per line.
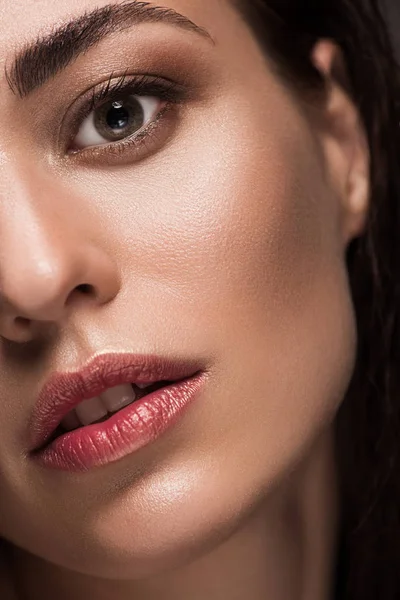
left=0, top=161, right=120, bottom=334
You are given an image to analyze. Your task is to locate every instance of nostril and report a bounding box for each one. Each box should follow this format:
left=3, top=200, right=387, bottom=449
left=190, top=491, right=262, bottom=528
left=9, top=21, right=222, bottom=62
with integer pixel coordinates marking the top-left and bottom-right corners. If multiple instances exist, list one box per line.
left=65, top=283, right=97, bottom=308
left=15, top=316, right=30, bottom=329
left=10, top=316, right=34, bottom=342
left=76, top=284, right=94, bottom=295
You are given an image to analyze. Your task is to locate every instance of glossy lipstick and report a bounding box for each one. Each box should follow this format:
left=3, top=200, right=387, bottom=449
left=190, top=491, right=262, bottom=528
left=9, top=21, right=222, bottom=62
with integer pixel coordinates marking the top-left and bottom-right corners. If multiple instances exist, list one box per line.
left=30, top=353, right=206, bottom=472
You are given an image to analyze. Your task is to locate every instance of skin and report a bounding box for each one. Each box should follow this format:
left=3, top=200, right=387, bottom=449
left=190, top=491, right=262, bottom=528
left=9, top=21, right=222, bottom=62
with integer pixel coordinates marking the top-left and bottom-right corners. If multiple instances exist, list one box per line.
left=0, top=0, right=370, bottom=598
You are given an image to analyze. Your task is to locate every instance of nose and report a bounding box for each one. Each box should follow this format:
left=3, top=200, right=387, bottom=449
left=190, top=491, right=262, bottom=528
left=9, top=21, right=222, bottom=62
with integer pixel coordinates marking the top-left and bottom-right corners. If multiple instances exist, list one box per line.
left=0, top=167, right=120, bottom=343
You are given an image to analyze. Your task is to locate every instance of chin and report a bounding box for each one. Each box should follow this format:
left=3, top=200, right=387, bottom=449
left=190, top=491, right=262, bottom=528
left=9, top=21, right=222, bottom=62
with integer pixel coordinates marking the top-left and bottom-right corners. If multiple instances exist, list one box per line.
left=41, top=464, right=262, bottom=580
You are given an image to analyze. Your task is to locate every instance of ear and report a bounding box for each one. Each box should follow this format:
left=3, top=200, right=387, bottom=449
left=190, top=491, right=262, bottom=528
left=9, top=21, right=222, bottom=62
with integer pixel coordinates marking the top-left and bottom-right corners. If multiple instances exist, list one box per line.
left=311, top=40, right=370, bottom=245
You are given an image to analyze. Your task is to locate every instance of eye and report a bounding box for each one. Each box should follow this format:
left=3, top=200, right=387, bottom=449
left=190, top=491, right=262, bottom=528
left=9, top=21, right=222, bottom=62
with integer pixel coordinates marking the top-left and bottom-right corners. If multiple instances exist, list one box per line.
left=71, top=94, right=165, bottom=151
left=63, top=74, right=188, bottom=164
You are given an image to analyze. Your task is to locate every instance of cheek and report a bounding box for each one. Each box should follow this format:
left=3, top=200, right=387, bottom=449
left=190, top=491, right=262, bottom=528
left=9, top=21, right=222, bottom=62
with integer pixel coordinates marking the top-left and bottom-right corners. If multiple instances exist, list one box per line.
left=188, top=98, right=356, bottom=479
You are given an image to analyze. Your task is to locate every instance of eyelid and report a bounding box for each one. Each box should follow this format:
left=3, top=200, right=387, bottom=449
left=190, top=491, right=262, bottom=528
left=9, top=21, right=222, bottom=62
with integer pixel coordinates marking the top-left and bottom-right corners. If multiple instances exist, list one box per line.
left=58, top=72, right=189, bottom=155
left=88, top=73, right=187, bottom=112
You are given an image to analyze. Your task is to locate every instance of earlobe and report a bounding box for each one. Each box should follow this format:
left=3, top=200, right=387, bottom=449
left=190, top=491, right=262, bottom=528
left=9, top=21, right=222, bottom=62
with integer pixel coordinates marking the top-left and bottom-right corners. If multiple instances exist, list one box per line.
left=311, top=40, right=371, bottom=244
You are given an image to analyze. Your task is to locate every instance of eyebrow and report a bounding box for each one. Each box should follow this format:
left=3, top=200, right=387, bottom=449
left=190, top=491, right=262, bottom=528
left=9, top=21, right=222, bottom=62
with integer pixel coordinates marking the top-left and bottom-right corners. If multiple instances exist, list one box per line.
left=5, top=1, right=213, bottom=98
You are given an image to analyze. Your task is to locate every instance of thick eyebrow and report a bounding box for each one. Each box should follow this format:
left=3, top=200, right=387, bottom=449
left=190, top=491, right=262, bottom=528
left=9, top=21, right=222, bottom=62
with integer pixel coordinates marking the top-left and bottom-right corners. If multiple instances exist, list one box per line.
left=5, top=1, right=213, bottom=98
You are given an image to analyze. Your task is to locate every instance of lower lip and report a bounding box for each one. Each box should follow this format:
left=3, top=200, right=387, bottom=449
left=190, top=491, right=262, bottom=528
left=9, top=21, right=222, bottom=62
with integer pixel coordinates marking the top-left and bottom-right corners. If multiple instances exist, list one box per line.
left=33, top=373, right=206, bottom=472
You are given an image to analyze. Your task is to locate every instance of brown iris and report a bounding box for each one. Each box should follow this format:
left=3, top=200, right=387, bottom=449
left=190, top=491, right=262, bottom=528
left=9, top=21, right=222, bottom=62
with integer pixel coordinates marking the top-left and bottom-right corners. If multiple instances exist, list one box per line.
left=93, top=96, right=145, bottom=142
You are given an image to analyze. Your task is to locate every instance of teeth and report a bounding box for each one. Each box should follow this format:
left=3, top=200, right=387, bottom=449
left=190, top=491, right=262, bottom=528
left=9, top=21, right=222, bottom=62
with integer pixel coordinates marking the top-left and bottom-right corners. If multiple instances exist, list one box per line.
left=100, top=384, right=136, bottom=413
left=75, top=396, right=108, bottom=426
left=60, top=384, right=143, bottom=433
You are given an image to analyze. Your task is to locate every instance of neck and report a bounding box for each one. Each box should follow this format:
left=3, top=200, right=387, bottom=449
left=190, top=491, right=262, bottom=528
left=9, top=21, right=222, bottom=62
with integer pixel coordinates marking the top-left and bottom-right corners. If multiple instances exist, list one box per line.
left=13, top=428, right=339, bottom=600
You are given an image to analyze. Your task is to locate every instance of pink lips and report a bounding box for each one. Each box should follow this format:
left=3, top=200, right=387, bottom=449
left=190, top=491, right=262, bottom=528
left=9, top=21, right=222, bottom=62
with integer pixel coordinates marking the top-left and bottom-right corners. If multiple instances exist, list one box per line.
left=29, top=353, right=206, bottom=472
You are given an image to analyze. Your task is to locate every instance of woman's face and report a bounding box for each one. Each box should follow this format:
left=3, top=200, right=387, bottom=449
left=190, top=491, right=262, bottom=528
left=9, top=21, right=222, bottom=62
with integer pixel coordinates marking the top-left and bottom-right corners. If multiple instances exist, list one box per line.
left=0, top=0, right=368, bottom=578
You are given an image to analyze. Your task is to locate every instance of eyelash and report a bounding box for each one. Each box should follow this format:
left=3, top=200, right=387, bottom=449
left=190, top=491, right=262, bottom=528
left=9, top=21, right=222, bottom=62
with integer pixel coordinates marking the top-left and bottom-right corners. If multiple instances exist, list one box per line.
left=64, top=73, right=187, bottom=163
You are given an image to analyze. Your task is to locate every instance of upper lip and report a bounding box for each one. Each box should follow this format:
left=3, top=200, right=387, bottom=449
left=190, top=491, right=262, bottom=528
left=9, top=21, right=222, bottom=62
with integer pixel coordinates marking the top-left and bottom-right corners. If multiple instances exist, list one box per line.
left=29, top=353, right=202, bottom=452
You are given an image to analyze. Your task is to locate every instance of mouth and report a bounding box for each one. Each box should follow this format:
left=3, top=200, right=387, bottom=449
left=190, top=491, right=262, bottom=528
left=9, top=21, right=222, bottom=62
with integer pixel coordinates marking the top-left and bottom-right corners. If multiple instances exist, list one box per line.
left=47, top=380, right=173, bottom=445
left=30, top=353, right=207, bottom=471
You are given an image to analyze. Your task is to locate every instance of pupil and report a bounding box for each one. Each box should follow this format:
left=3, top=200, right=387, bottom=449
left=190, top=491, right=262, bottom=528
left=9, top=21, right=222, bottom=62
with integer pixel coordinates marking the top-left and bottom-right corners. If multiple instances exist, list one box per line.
left=95, top=96, right=144, bottom=141
left=106, top=102, right=130, bottom=130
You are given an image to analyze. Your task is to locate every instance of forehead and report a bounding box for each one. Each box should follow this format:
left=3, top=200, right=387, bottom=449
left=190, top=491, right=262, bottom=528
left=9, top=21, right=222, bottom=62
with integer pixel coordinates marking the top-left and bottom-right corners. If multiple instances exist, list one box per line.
left=0, top=0, right=230, bottom=60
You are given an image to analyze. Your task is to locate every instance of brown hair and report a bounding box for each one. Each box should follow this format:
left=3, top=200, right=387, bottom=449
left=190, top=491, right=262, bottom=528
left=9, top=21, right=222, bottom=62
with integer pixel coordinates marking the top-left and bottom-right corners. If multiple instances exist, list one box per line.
left=235, top=1, right=400, bottom=597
